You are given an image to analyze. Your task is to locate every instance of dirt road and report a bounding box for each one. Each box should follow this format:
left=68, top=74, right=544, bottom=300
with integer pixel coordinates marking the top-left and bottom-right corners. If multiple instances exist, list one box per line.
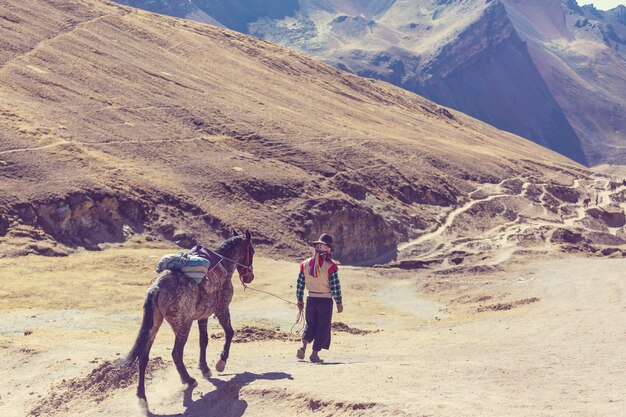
left=0, top=248, right=624, bottom=417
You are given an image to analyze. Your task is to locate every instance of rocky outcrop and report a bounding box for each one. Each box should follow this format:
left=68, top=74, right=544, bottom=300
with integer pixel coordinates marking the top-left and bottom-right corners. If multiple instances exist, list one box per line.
left=1, top=191, right=235, bottom=252
left=546, top=184, right=580, bottom=204
left=586, top=232, right=626, bottom=246
left=9, top=193, right=148, bottom=249
left=300, top=199, right=397, bottom=264
left=1, top=191, right=402, bottom=262
left=551, top=228, right=584, bottom=244
left=586, top=205, right=626, bottom=228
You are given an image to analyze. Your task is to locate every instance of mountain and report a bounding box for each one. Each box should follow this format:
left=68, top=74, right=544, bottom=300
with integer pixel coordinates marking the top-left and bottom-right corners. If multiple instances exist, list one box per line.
left=502, top=0, right=626, bottom=165
left=114, top=0, right=626, bottom=166
left=2, top=0, right=618, bottom=267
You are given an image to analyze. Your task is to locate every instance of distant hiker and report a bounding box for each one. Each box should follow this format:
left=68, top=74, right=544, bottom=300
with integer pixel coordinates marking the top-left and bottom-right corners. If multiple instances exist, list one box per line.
left=596, top=194, right=599, bottom=206
left=296, top=233, right=343, bottom=363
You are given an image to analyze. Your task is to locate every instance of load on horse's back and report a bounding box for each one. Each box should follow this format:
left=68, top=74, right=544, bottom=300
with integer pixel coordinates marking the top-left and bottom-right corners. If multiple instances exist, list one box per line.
left=120, top=229, right=255, bottom=410
left=155, top=244, right=229, bottom=290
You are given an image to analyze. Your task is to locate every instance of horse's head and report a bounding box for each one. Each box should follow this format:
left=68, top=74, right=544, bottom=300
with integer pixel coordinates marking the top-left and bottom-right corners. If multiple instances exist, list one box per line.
left=232, top=229, right=255, bottom=284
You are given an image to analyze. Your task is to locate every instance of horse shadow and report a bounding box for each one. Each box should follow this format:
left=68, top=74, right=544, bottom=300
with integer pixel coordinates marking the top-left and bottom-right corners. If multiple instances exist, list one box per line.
left=149, top=371, right=293, bottom=417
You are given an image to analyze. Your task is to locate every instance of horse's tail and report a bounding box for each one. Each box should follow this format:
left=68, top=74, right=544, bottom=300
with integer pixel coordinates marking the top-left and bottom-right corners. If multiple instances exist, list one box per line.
left=121, top=286, right=160, bottom=367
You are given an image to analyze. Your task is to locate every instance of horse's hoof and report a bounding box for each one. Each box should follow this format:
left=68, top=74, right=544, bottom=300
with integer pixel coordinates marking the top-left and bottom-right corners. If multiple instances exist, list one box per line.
left=138, top=398, right=149, bottom=415
left=187, top=378, right=198, bottom=389
left=202, top=369, right=212, bottom=379
left=216, top=360, right=226, bottom=372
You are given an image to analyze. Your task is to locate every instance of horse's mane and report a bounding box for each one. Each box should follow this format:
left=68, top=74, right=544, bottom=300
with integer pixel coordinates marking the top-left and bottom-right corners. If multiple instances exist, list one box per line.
left=215, top=235, right=244, bottom=255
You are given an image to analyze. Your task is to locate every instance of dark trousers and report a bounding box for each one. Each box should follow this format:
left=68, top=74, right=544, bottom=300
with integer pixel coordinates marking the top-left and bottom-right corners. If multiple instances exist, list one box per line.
left=303, top=297, right=333, bottom=351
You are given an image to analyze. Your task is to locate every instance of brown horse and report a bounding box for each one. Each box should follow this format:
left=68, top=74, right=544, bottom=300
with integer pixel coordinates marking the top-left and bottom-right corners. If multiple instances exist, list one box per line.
left=122, top=230, right=255, bottom=409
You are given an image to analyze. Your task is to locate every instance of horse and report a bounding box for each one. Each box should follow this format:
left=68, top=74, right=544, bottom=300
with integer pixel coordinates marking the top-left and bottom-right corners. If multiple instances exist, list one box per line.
left=121, top=229, right=255, bottom=409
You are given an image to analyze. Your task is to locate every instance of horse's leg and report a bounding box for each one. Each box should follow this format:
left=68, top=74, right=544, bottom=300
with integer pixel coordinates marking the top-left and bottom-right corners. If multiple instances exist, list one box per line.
left=215, top=308, right=234, bottom=372
left=198, top=318, right=211, bottom=378
left=137, top=304, right=164, bottom=408
left=171, top=320, right=197, bottom=387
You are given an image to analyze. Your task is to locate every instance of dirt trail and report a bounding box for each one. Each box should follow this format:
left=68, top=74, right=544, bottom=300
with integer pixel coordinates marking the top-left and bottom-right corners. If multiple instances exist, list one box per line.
left=396, top=175, right=626, bottom=268
left=0, top=141, right=71, bottom=155
left=398, top=179, right=519, bottom=252
left=0, top=249, right=624, bottom=417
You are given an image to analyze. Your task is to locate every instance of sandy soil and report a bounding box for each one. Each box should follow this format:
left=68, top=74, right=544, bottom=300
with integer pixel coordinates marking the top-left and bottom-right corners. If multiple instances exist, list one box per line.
left=1, top=247, right=624, bottom=417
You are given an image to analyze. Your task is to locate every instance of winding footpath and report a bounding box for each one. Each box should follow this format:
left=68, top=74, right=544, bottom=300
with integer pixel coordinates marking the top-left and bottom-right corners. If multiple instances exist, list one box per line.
left=396, top=175, right=626, bottom=267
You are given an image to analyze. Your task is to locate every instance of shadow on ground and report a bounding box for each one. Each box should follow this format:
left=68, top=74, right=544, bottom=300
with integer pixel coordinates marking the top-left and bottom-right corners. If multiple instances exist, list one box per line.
left=150, top=372, right=293, bottom=417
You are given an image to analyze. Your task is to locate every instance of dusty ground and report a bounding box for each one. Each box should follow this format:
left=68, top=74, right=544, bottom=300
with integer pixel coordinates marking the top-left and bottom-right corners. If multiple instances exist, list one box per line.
left=1, top=247, right=624, bottom=417
left=1, top=2, right=625, bottom=416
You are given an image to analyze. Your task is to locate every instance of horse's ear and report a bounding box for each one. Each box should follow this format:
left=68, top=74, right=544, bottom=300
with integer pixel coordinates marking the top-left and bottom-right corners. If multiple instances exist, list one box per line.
left=232, top=228, right=240, bottom=237
left=245, top=229, right=252, bottom=241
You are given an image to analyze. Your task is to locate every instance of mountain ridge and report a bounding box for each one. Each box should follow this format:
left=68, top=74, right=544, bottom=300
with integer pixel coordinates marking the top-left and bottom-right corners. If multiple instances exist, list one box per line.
left=115, top=0, right=626, bottom=166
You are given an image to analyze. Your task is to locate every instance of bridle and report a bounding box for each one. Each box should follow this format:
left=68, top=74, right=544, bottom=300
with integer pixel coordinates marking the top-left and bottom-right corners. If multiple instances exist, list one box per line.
left=220, top=238, right=254, bottom=287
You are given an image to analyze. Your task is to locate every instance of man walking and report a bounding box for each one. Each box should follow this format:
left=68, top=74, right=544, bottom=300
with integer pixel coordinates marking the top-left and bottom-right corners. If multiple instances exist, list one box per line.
left=296, top=233, right=343, bottom=363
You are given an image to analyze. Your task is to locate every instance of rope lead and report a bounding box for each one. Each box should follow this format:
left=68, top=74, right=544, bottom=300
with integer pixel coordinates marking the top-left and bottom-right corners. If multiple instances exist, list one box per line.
left=241, top=285, right=305, bottom=340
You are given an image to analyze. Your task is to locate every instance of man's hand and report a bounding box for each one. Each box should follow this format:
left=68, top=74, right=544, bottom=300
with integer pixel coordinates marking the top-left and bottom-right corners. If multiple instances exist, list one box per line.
left=337, top=304, right=344, bottom=313
left=297, top=302, right=304, bottom=312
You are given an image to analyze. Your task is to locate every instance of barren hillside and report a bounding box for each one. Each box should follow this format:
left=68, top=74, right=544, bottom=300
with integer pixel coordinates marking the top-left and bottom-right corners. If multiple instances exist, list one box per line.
left=0, top=0, right=614, bottom=267
left=118, top=0, right=626, bottom=166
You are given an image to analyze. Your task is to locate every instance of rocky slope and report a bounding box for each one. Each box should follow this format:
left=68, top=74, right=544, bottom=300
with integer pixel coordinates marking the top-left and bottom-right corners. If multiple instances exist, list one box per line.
left=502, top=0, right=626, bottom=165
left=2, top=0, right=621, bottom=267
left=115, top=0, right=626, bottom=166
